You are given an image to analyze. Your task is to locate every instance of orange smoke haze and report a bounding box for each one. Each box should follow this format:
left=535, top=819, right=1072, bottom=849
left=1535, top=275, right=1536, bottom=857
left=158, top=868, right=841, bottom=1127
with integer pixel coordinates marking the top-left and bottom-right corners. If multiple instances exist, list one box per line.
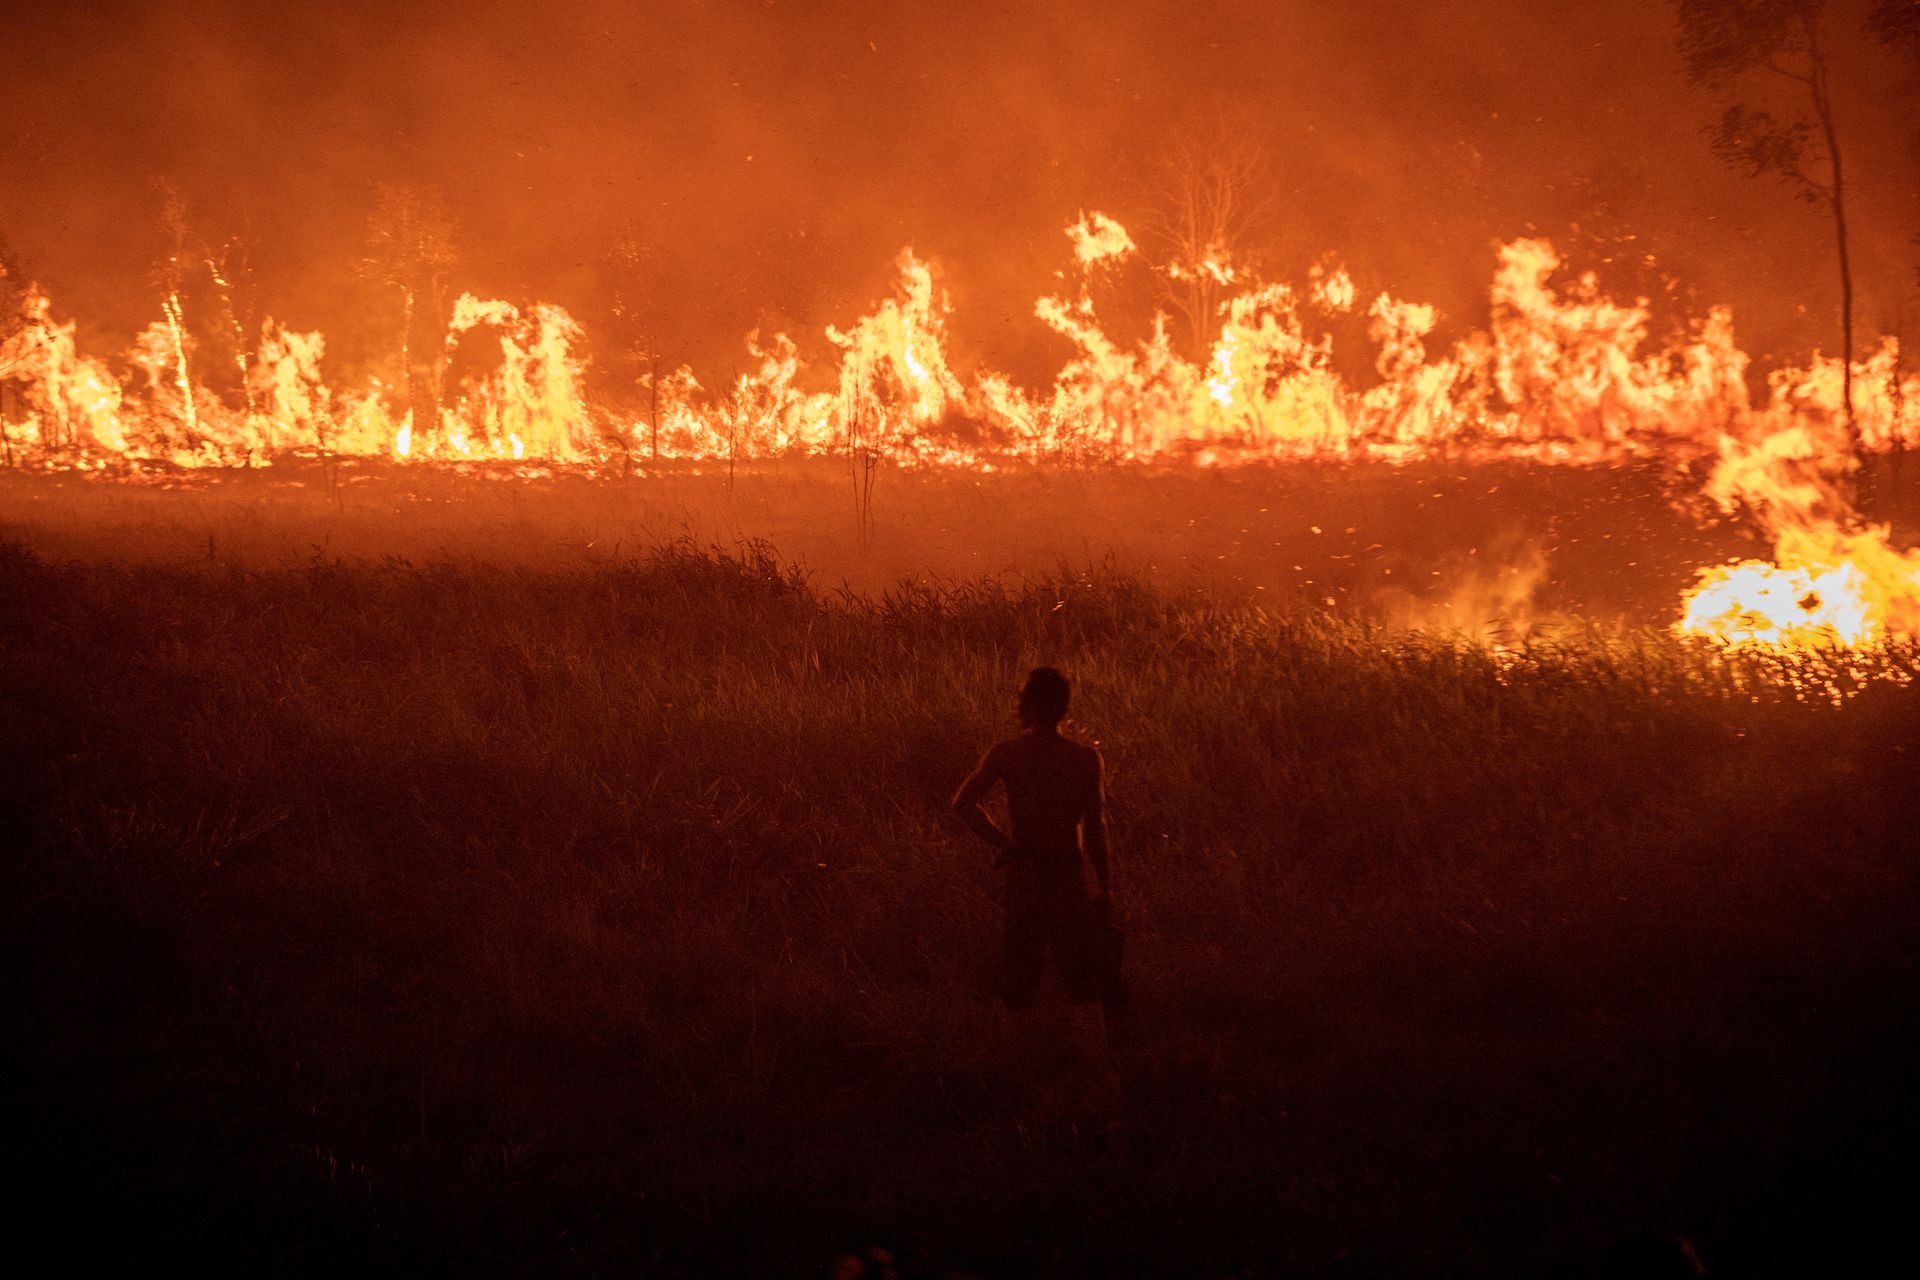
left=2, top=0, right=1916, bottom=383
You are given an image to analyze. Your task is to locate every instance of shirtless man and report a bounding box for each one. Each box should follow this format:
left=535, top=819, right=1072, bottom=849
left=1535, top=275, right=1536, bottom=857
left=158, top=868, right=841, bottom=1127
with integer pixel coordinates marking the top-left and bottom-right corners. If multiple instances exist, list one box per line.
left=952, top=667, right=1114, bottom=1046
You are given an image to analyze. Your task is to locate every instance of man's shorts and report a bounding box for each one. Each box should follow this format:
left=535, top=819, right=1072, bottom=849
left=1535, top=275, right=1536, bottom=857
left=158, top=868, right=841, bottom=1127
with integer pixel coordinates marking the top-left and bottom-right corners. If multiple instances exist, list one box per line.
left=1000, top=863, right=1099, bottom=1010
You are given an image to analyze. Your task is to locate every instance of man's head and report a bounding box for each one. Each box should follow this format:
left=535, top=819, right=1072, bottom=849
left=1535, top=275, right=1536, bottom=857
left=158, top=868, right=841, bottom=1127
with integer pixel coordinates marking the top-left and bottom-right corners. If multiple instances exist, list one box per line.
left=1017, top=666, right=1071, bottom=729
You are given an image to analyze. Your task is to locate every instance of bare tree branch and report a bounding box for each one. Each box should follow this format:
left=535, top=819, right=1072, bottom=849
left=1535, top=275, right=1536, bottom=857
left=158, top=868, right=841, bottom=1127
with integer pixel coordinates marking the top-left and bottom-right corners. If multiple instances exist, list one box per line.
left=1137, top=128, right=1275, bottom=361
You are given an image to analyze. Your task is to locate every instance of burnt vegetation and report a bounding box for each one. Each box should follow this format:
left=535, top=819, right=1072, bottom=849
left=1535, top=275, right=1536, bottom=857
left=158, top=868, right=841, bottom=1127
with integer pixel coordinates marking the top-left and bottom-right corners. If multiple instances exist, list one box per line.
left=5, top=536, right=1918, bottom=1276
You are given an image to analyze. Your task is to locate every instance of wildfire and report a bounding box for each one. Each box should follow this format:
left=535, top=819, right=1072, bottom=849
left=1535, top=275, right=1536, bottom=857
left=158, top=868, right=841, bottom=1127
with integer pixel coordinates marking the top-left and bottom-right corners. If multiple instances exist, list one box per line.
left=1674, top=485, right=1920, bottom=650
left=2, top=215, right=1915, bottom=649
left=1662, top=334, right=1920, bottom=651
left=1684, top=541, right=1875, bottom=647
left=1068, top=212, right=1136, bottom=268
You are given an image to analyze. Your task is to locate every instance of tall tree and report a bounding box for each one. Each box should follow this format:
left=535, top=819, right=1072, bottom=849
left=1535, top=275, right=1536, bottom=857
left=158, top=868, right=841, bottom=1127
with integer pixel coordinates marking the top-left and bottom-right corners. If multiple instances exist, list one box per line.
left=1138, top=129, right=1274, bottom=363
left=152, top=180, right=201, bottom=443
left=0, top=238, right=28, bottom=461
left=362, top=184, right=457, bottom=445
left=204, top=233, right=259, bottom=419
left=1674, top=0, right=1881, bottom=456
left=605, top=230, right=676, bottom=461
left=1867, top=1, right=1920, bottom=518
left=0, top=236, right=27, bottom=374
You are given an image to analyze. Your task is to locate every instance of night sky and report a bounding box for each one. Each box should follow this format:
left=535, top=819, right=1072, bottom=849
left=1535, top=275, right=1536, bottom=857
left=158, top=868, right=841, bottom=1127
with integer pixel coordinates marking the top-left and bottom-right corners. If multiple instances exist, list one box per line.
left=3, top=0, right=1915, bottom=382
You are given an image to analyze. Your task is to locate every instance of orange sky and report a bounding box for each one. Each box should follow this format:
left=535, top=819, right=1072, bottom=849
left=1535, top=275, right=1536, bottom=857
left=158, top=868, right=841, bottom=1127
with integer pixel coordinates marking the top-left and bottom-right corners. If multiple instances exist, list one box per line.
left=2, top=0, right=1915, bottom=385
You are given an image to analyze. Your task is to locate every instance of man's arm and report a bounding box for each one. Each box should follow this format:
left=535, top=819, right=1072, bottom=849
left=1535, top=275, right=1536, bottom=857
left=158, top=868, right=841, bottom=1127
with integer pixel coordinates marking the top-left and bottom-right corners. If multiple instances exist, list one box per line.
left=951, top=747, right=1013, bottom=852
left=1082, top=750, right=1111, bottom=897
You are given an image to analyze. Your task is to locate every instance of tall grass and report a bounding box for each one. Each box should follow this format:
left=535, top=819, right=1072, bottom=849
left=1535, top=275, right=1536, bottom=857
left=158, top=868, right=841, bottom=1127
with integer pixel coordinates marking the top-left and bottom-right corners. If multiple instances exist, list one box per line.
left=4, top=538, right=1916, bottom=1276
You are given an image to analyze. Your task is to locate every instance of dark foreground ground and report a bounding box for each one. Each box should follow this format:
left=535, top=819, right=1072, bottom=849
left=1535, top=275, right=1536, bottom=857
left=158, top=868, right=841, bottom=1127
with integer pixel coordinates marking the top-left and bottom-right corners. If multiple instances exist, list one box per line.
left=4, top=465, right=1919, bottom=1276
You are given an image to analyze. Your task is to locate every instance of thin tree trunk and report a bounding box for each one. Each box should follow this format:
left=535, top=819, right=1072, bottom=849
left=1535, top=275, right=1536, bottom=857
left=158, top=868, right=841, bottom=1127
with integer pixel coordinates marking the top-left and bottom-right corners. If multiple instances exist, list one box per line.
left=207, top=257, right=255, bottom=422
left=408, top=280, right=446, bottom=451
left=649, top=349, right=660, bottom=460
left=1808, top=24, right=1858, bottom=471
left=163, top=291, right=197, bottom=445
left=399, top=286, right=414, bottom=451
left=1891, top=326, right=1908, bottom=542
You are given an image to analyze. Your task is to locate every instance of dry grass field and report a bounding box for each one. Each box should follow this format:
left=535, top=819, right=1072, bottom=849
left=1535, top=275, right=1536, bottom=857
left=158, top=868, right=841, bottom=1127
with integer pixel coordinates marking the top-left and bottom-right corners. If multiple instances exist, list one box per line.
left=0, top=455, right=1758, bottom=620
left=5, top=460, right=1917, bottom=1276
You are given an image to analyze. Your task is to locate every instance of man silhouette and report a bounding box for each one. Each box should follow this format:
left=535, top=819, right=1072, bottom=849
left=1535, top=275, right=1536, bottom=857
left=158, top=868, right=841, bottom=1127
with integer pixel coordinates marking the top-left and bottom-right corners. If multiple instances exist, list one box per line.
left=952, top=667, right=1116, bottom=1076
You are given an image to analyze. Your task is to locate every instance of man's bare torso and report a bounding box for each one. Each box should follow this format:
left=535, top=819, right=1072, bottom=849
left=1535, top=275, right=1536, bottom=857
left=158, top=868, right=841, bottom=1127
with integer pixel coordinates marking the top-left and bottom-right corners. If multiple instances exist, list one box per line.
left=985, top=730, right=1101, bottom=859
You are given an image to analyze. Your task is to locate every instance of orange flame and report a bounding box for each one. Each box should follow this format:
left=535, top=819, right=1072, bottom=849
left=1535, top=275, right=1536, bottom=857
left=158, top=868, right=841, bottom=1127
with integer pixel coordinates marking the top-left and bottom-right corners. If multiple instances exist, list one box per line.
left=6, top=216, right=1916, bottom=647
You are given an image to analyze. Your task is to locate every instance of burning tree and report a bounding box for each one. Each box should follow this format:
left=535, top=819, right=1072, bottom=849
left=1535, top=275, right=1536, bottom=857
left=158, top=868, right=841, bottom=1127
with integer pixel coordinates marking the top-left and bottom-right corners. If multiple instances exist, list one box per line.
left=203, top=233, right=260, bottom=423
left=1673, top=0, right=1914, bottom=465
left=605, top=230, right=679, bottom=462
left=148, top=181, right=202, bottom=447
left=1138, top=128, right=1275, bottom=363
left=362, top=183, right=457, bottom=450
left=0, top=239, right=27, bottom=462
left=0, top=282, right=127, bottom=460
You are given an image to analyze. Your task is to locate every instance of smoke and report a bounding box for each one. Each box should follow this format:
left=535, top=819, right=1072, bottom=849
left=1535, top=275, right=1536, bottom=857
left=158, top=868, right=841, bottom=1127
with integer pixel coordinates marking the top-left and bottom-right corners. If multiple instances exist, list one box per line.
left=2, top=0, right=1915, bottom=389
left=1373, top=537, right=1559, bottom=645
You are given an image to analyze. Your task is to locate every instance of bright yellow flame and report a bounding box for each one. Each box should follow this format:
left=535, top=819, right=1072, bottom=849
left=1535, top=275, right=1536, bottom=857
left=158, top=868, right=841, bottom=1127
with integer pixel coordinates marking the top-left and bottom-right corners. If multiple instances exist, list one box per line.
left=1678, top=527, right=1920, bottom=648
left=8, top=216, right=1919, bottom=654
left=1068, top=211, right=1136, bottom=268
